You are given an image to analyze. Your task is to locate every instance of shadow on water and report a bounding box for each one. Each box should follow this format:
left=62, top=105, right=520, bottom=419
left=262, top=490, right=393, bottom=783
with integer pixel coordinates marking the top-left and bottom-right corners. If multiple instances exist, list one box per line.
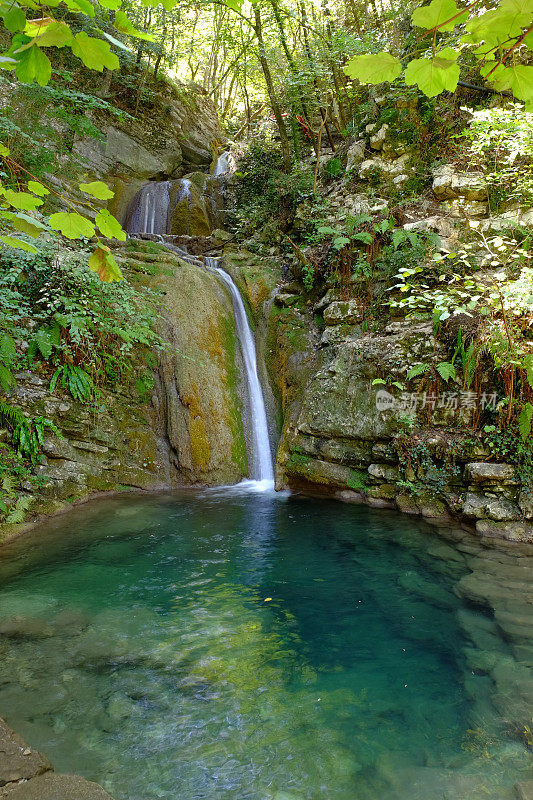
left=0, top=490, right=531, bottom=800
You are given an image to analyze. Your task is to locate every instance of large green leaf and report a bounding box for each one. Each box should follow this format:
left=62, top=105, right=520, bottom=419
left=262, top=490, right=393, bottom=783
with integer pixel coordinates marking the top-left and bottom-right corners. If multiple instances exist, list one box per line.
left=404, top=56, right=460, bottom=96
left=95, top=208, right=126, bottom=240
left=3, top=7, right=26, bottom=32
left=35, top=20, right=73, bottom=47
left=79, top=180, right=114, bottom=199
left=0, top=234, right=38, bottom=252
left=114, top=10, right=154, bottom=40
left=63, top=0, right=95, bottom=16
left=70, top=31, right=119, bottom=70
left=465, top=2, right=531, bottom=47
left=27, top=179, right=49, bottom=195
left=412, top=0, right=467, bottom=31
left=88, top=245, right=123, bottom=282
left=14, top=43, right=51, bottom=85
left=49, top=211, right=95, bottom=239
left=3, top=189, right=44, bottom=209
left=98, top=0, right=121, bottom=9
left=343, top=51, right=402, bottom=84
left=0, top=209, right=48, bottom=236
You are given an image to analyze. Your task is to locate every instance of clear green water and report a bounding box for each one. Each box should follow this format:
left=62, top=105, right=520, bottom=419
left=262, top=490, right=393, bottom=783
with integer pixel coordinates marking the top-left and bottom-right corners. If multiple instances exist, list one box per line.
left=0, top=490, right=531, bottom=800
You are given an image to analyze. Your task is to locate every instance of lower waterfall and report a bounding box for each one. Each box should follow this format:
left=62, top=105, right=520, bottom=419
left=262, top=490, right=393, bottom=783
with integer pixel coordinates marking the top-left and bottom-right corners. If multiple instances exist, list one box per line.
left=125, top=175, right=274, bottom=486
left=205, top=257, right=274, bottom=486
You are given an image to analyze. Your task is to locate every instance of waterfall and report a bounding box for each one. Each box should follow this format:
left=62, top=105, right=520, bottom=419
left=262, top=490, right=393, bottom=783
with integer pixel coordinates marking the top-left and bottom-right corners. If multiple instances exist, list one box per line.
left=206, top=257, right=274, bottom=487
left=213, top=150, right=231, bottom=177
left=127, top=181, right=172, bottom=235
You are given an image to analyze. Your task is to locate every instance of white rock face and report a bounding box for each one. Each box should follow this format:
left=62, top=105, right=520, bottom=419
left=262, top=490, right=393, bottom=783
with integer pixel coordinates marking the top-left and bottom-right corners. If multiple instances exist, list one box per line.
left=432, top=164, right=487, bottom=201
left=345, top=140, right=366, bottom=172
left=323, top=299, right=363, bottom=326
left=370, top=124, right=389, bottom=150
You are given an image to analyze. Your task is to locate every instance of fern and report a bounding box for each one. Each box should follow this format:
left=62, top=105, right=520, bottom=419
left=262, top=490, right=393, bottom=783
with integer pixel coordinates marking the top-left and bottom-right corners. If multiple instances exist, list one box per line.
left=5, top=495, right=31, bottom=524
left=50, top=364, right=94, bottom=402
left=518, top=403, right=533, bottom=441
left=407, top=363, right=430, bottom=379
left=436, top=362, right=457, bottom=383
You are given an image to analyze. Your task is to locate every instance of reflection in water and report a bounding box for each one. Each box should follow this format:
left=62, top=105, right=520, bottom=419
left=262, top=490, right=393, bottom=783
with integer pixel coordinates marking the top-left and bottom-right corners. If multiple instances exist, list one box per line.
left=0, top=491, right=531, bottom=800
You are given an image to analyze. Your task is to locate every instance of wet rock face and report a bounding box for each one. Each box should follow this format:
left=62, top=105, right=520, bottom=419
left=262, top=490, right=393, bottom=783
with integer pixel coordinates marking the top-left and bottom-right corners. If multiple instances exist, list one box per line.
left=272, top=313, right=533, bottom=538
left=150, top=255, right=248, bottom=486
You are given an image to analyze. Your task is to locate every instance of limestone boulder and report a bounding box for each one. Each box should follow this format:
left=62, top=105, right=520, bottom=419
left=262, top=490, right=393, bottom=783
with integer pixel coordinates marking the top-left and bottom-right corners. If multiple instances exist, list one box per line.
left=323, top=300, right=363, bottom=326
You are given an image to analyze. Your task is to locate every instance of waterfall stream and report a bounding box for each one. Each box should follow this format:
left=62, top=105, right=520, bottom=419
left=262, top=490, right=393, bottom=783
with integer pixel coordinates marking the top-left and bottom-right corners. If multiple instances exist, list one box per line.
left=125, top=175, right=274, bottom=487
left=205, top=257, right=274, bottom=486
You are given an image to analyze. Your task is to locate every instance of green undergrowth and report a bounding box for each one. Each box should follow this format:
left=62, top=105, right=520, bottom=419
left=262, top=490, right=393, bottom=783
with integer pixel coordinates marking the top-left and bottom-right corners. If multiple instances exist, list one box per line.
left=0, top=240, right=164, bottom=523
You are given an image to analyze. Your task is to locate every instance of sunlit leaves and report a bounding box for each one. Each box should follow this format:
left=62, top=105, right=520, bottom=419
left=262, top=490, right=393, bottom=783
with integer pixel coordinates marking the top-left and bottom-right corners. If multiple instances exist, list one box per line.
left=63, top=0, right=95, bottom=17
left=3, top=189, right=43, bottom=209
left=95, top=208, right=126, bottom=240
left=0, top=144, right=9, bottom=156
left=404, top=55, right=460, bottom=96
left=32, top=20, right=73, bottom=47
left=49, top=211, right=95, bottom=239
left=70, top=31, right=119, bottom=70
left=88, top=245, right=123, bottom=281
left=114, top=10, right=153, bottom=40
left=412, top=0, right=467, bottom=31
left=3, top=7, right=26, bottom=33
left=14, top=43, right=51, bottom=85
left=79, top=180, right=114, bottom=199
left=223, top=0, right=244, bottom=11
left=98, top=0, right=121, bottom=9
left=27, top=180, right=49, bottom=195
left=101, top=30, right=131, bottom=50
left=343, top=51, right=402, bottom=84
left=0, top=210, right=48, bottom=236
left=0, top=235, right=37, bottom=252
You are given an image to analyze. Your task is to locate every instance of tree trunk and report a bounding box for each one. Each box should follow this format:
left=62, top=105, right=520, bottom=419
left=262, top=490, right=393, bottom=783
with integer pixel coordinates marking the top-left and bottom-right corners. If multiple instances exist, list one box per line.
left=252, top=1, right=292, bottom=172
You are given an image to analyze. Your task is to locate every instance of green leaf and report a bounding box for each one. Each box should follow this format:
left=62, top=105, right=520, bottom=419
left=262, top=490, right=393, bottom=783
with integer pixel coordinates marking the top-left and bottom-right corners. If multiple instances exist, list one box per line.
left=3, top=189, right=43, bottom=209
left=0, top=333, right=17, bottom=365
left=333, top=235, right=350, bottom=250
left=372, top=378, right=387, bottom=385
left=518, top=402, right=533, bottom=440
left=88, top=245, right=123, bottom=282
left=49, top=211, right=95, bottom=239
left=99, top=0, right=121, bottom=8
left=0, top=144, right=9, bottom=156
left=114, top=10, right=154, bottom=40
left=404, top=56, right=460, bottom=97
left=0, top=363, right=16, bottom=392
left=0, top=235, right=38, bottom=252
left=353, top=231, right=373, bottom=244
left=63, top=0, right=95, bottom=16
left=95, top=208, right=126, bottom=240
left=3, top=7, right=26, bottom=32
left=407, top=363, right=430, bottom=379
left=70, top=31, right=119, bottom=70
left=79, top=180, right=114, bottom=199
left=0, top=210, right=48, bottom=237
left=412, top=0, right=467, bottom=31
left=317, top=225, right=337, bottom=235
left=343, top=51, right=402, bottom=84
left=27, top=179, right=49, bottom=196
left=14, top=43, right=51, bottom=85
left=101, top=30, right=132, bottom=51
left=436, top=361, right=456, bottom=382
left=34, top=20, right=72, bottom=47
left=224, top=0, right=243, bottom=10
